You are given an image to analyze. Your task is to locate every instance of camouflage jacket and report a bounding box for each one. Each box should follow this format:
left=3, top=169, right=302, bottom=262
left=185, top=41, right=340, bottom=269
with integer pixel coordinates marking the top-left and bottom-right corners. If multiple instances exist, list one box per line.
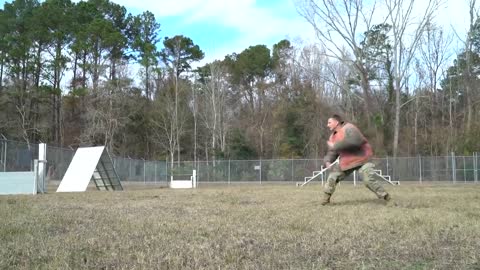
left=324, top=122, right=373, bottom=171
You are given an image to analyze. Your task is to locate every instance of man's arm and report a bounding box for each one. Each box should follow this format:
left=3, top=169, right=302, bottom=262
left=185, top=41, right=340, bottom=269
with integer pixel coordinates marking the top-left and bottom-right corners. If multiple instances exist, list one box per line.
left=331, top=125, right=366, bottom=151
left=324, top=149, right=338, bottom=166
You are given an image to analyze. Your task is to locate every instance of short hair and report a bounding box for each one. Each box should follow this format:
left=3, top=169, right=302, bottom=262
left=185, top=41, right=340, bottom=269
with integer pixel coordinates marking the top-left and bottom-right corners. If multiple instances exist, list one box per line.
left=331, top=114, right=344, bottom=124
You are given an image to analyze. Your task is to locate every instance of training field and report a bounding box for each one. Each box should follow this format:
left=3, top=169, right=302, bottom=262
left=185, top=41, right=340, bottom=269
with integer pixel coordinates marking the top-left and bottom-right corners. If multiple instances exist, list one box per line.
left=1, top=183, right=479, bottom=269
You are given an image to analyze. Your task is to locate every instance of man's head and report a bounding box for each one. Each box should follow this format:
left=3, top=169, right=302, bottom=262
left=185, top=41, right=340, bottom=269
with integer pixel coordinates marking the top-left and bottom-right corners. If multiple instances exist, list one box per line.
left=327, top=114, right=344, bottom=131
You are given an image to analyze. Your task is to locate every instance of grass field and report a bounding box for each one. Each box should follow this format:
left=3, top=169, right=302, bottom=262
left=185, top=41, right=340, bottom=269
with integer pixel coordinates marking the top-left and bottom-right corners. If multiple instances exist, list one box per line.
left=1, top=183, right=480, bottom=269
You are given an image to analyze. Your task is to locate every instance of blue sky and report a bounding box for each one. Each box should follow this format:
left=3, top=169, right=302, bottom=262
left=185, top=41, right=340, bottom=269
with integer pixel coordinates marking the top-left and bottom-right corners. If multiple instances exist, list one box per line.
left=0, top=0, right=315, bottom=65
left=120, top=0, right=314, bottom=65
left=0, top=0, right=472, bottom=66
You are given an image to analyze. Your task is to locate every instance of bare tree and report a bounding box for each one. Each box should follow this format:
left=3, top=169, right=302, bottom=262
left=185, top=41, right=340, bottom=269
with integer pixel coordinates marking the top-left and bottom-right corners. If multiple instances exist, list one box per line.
left=385, top=0, right=443, bottom=157
left=296, top=45, right=327, bottom=97
left=419, top=23, right=452, bottom=94
left=418, top=22, right=453, bottom=154
left=198, top=62, right=230, bottom=162
left=296, top=0, right=380, bottom=128
left=160, top=35, right=204, bottom=163
left=449, top=0, right=479, bottom=136
left=152, top=77, right=191, bottom=169
left=152, top=89, right=177, bottom=169
left=78, top=84, right=125, bottom=153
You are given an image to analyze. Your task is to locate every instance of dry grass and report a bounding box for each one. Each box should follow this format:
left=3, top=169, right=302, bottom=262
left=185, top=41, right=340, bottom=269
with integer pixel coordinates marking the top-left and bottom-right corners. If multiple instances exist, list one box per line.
left=1, top=183, right=480, bottom=269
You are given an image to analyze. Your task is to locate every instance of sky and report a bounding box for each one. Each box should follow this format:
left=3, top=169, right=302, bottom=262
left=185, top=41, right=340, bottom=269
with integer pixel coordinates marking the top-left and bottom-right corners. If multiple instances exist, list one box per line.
left=117, top=0, right=316, bottom=65
left=0, top=0, right=474, bottom=66
left=103, top=0, right=471, bottom=66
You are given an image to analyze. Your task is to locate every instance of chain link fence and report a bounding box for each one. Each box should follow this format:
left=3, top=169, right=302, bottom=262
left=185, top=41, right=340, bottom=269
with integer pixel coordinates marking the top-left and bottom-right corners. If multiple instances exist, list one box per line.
left=46, top=145, right=75, bottom=181
left=1, top=138, right=479, bottom=185
left=112, top=157, right=168, bottom=183
left=0, top=138, right=38, bottom=172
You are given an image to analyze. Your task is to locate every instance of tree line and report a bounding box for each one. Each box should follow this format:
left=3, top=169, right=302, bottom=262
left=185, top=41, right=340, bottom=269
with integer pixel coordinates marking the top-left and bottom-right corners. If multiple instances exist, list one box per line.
left=1, top=0, right=480, bottom=163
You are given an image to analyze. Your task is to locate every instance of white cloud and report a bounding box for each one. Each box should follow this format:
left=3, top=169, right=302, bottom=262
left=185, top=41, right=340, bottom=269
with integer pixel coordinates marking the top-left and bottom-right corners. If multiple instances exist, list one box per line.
left=85, top=0, right=471, bottom=66
left=207, top=20, right=311, bottom=57
left=188, top=0, right=316, bottom=64
left=106, top=0, right=315, bottom=63
left=64, top=0, right=472, bottom=88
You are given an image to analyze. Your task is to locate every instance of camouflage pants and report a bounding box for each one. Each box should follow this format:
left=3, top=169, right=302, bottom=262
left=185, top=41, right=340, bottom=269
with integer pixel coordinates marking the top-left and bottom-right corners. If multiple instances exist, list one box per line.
left=324, top=162, right=388, bottom=198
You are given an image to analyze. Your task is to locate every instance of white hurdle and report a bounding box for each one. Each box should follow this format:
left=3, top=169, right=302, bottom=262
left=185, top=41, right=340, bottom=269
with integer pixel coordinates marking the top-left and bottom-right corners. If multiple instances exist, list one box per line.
left=296, top=160, right=338, bottom=187
left=170, top=170, right=197, bottom=189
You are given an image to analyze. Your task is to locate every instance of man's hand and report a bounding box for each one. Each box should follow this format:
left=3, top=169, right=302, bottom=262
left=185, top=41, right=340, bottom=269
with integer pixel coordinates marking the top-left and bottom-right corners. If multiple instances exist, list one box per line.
left=327, top=140, right=334, bottom=149
left=325, top=162, right=331, bottom=167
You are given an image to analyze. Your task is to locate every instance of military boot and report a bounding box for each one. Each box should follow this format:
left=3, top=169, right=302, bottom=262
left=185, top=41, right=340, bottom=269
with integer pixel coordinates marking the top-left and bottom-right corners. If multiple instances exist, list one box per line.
left=321, top=193, right=331, bottom=206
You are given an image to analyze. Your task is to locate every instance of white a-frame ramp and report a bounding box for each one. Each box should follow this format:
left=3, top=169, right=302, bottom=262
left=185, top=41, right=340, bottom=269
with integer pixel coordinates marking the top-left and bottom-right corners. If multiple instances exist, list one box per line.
left=57, top=146, right=123, bottom=192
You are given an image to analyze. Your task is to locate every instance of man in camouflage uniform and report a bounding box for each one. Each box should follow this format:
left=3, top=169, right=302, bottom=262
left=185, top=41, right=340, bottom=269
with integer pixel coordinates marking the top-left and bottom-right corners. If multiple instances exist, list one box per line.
left=321, top=114, right=390, bottom=205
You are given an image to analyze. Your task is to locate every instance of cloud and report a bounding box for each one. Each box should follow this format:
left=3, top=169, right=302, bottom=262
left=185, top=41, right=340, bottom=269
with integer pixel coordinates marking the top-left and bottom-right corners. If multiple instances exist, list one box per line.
left=185, top=0, right=315, bottom=64
left=77, top=0, right=469, bottom=66
left=107, top=0, right=315, bottom=64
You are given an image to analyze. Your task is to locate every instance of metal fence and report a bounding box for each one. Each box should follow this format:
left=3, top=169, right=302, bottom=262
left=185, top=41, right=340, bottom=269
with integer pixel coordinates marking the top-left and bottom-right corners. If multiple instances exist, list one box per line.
left=46, top=145, right=75, bottom=181
left=1, top=139, right=479, bottom=184
left=0, top=138, right=38, bottom=172
left=112, top=154, right=480, bottom=184
left=112, top=157, right=168, bottom=183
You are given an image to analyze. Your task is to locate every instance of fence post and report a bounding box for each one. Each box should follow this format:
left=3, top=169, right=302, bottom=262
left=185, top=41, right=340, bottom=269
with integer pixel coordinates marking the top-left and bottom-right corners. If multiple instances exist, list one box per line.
left=143, top=159, right=146, bottom=183
left=2, top=137, right=7, bottom=172
left=228, top=159, right=231, bottom=185
left=197, top=161, right=200, bottom=187
left=386, top=156, right=389, bottom=176
left=259, top=159, right=262, bottom=184
left=33, top=159, right=39, bottom=194
left=128, top=157, right=132, bottom=181
left=445, top=155, right=449, bottom=183
left=451, top=152, right=456, bottom=184
left=38, top=143, right=47, bottom=193
left=291, top=159, right=294, bottom=182
left=353, top=170, right=357, bottom=186
left=419, top=155, right=422, bottom=184
left=473, top=152, right=478, bottom=184
left=154, top=161, right=157, bottom=184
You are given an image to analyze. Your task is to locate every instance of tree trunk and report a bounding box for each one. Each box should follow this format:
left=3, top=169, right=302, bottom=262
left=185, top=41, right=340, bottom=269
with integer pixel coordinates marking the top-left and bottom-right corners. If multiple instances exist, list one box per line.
left=31, top=44, right=43, bottom=143
left=414, top=97, right=418, bottom=154
left=111, top=57, right=117, bottom=81
left=72, top=53, right=78, bottom=88
left=356, top=62, right=373, bottom=128
left=82, top=51, right=87, bottom=88
left=52, top=41, right=63, bottom=145
left=170, top=146, right=174, bottom=171
left=193, top=83, right=197, bottom=165
left=220, top=106, right=226, bottom=152
left=465, top=0, right=475, bottom=136
left=145, top=64, right=150, bottom=99
left=465, top=85, right=473, bottom=135
left=175, top=69, right=180, bottom=164
left=92, top=42, right=100, bottom=92
left=449, top=86, right=453, bottom=152
left=383, top=58, right=395, bottom=154
left=0, top=52, right=4, bottom=90
left=393, top=79, right=401, bottom=158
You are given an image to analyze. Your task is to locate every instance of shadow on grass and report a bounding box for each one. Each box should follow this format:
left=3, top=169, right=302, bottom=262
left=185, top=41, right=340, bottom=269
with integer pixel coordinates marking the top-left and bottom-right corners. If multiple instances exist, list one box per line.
left=330, top=198, right=387, bottom=206
left=329, top=198, right=431, bottom=209
left=300, top=198, right=386, bottom=207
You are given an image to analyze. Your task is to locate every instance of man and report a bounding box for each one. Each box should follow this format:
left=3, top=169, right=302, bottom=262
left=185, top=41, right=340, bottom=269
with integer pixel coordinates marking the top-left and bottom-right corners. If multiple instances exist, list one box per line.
left=321, top=114, right=390, bottom=205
